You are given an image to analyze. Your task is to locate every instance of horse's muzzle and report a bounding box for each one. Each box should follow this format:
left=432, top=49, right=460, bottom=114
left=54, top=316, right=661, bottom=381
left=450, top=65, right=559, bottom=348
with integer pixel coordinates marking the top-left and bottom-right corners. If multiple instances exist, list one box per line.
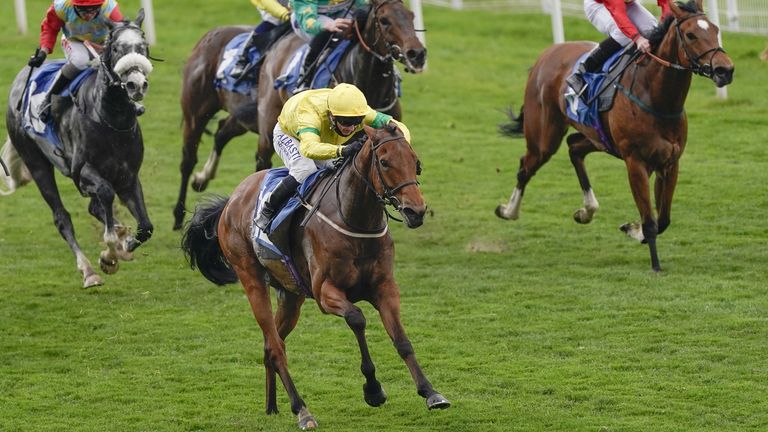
left=401, top=205, right=426, bottom=228
left=712, top=66, right=734, bottom=88
left=404, top=47, right=427, bottom=73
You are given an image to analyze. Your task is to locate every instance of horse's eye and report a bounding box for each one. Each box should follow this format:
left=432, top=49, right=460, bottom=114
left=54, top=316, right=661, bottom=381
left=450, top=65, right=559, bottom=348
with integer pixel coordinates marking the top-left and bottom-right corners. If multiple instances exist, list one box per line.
left=380, top=159, right=390, bottom=169
left=416, top=161, right=422, bottom=175
left=379, top=17, right=391, bottom=27
left=686, top=32, right=698, bottom=40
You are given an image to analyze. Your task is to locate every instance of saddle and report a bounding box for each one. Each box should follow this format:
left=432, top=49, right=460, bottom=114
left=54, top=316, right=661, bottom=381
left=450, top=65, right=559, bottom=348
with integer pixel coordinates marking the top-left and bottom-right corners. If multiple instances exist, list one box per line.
left=565, top=48, right=636, bottom=153
left=250, top=168, right=333, bottom=297
left=274, top=39, right=353, bottom=94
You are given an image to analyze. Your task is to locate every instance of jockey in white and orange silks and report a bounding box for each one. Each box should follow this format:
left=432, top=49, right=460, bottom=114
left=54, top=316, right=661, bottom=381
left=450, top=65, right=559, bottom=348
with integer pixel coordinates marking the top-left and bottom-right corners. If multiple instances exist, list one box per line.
left=566, top=0, right=671, bottom=96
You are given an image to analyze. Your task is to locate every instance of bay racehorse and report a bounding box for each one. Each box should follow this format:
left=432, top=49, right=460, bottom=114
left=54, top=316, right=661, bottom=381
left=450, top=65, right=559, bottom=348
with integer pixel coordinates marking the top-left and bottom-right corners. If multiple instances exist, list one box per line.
left=173, top=0, right=426, bottom=230
left=496, top=0, right=734, bottom=271
left=4, top=10, right=154, bottom=287
left=181, top=125, right=449, bottom=430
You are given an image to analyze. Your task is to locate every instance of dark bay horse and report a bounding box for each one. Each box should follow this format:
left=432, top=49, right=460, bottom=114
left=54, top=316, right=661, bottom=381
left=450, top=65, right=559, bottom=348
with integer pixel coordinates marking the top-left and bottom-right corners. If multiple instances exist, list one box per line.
left=173, top=0, right=426, bottom=230
left=181, top=125, right=449, bottom=430
left=4, top=10, right=154, bottom=287
left=496, top=0, right=734, bottom=271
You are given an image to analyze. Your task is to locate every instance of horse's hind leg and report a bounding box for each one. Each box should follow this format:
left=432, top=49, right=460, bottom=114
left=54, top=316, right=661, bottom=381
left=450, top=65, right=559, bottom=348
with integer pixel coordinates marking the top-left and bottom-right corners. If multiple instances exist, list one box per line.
left=567, top=133, right=601, bottom=224
left=16, top=144, right=102, bottom=287
left=318, top=282, right=389, bottom=407
left=266, top=289, right=306, bottom=415
left=496, top=104, right=568, bottom=220
left=174, top=102, right=218, bottom=230
left=191, top=115, right=248, bottom=192
left=370, top=282, right=450, bottom=410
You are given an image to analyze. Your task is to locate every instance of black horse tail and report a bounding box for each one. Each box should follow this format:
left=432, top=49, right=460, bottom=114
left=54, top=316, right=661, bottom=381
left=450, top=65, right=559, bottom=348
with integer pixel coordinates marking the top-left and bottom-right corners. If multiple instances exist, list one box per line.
left=180, top=195, right=239, bottom=285
left=499, top=105, right=524, bottom=137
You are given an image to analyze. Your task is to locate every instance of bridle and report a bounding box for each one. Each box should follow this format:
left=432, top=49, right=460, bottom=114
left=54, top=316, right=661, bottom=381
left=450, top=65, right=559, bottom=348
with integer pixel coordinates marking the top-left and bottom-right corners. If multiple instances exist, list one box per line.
left=353, top=0, right=412, bottom=64
left=645, top=12, right=726, bottom=79
left=352, top=133, right=419, bottom=210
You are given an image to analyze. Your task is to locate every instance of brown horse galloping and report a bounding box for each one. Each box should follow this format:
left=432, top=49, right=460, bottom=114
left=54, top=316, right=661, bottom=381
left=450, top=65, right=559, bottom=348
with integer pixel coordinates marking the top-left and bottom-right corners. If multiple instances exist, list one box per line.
left=181, top=125, right=449, bottom=430
left=173, top=0, right=426, bottom=230
left=496, top=0, right=733, bottom=271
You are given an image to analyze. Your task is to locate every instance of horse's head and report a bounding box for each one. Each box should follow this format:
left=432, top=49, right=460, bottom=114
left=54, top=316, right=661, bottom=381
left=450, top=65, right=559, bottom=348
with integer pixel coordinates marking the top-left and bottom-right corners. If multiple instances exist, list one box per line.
left=102, top=8, right=153, bottom=102
left=666, top=0, right=734, bottom=87
left=360, top=124, right=426, bottom=228
left=364, top=0, right=427, bottom=73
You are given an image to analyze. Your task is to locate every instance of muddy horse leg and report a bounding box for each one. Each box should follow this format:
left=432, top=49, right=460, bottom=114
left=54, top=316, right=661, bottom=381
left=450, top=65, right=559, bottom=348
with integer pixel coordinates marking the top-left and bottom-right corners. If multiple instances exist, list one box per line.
left=174, top=102, right=218, bottom=230
left=191, top=115, right=247, bottom=192
left=621, top=157, right=661, bottom=272
left=78, top=163, right=122, bottom=275
left=115, top=179, right=154, bottom=254
left=266, top=289, right=306, bottom=415
left=18, top=146, right=102, bottom=287
left=496, top=104, right=568, bottom=220
left=567, top=133, right=601, bottom=224
left=372, top=282, right=450, bottom=410
left=318, top=282, right=389, bottom=407
left=654, top=160, right=679, bottom=236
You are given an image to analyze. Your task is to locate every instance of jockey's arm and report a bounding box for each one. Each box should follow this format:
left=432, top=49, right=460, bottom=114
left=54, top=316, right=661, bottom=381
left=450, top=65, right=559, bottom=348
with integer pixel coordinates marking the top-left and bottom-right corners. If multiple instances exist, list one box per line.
left=657, top=0, right=671, bottom=17
left=364, top=110, right=411, bottom=143
left=297, top=129, right=341, bottom=160
left=602, top=0, right=641, bottom=41
left=291, top=0, right=324, bottom=36
left=107, top=4, right=124, bottom=22
left=40, top=5, right=65, bottom=54
left=252, top=0, right=291, bottom=22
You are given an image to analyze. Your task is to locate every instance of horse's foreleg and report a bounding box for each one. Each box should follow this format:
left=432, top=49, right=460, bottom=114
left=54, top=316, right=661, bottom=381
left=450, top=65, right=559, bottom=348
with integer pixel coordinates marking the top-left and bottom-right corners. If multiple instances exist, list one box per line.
left=256, top=128, right=274, bottom=172
left=567, top=133, right=601, bottom=224
left=373, top=284, right=450, bottom=410
left=319, top=282, right=387, bottom=408
left=655, top=161, right=679, bottom=236
left=79, top=164, right=120, bottom=275
left=622, top=157, right=661, bottom=271
left=116, top=179, right=154, bottom=254
left=191, top=116, right=247, bottom=192
left=267, top=289, right=306, bottom=415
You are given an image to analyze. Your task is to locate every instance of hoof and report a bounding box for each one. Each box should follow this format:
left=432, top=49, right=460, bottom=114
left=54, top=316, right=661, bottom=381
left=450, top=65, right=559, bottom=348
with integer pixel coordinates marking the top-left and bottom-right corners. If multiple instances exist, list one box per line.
left=426, top=393, right=451, bottom=410
left=297, top=407, right=317, bottom=430
left=363, top=382, right=387, bottom=407
left=619, top=222, right=645, bottom=242
left=495, top=204, right=518, bottom=220
left=573, top=208, right=593, bottom=224
left=99, top=251, right=119, bottom=274
left=83, top=273, right=104, bottom=288
left=191, top=173, right=209, bottom=192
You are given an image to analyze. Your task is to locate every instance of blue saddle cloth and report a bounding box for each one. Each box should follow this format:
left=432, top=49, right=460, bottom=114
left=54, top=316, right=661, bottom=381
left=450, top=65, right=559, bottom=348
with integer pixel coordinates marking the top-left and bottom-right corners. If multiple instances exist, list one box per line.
left=214, top=32, right=264, bottom=95
left=22, top=61, right=95, bottom=149
left=274, top=40, right=352, bottom=94
left=565, top=50, right=624, bottom=154
left=255, top=167, right=329, bottom=238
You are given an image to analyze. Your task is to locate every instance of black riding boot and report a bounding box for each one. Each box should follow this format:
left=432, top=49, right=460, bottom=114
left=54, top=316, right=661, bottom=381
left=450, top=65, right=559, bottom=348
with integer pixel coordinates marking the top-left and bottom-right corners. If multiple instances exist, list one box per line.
left=255, top=175, right=300, bottom=230
left=39, top=71, right=74, bottom=123
left=566, top=36, right=623, bottom=95
left=296, top=31, right=333, bottom=92
left=230, top=29, right=259, bottom=78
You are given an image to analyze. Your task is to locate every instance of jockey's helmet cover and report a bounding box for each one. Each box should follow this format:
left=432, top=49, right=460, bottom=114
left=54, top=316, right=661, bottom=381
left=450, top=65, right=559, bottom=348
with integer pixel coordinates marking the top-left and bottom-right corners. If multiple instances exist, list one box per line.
left=328, top=84, right=369, bottom=117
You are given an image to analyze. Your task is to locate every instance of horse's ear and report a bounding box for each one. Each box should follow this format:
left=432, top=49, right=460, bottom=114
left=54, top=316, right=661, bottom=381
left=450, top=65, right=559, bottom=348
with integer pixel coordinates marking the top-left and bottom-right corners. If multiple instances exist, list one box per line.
left=669, top=1, right=684, bottom=17
left=134, top=8, right=145, bottom=28
left=104, top=18, right=115, bottom=31
left=694, top=0, right=704, bottom=12
left=363, top=125, right=376, bottom=138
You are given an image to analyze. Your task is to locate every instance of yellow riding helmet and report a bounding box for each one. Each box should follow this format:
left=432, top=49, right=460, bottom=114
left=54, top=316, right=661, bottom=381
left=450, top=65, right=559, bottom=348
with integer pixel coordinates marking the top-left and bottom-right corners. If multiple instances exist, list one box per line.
left=327, top=84, right=369, bottom=117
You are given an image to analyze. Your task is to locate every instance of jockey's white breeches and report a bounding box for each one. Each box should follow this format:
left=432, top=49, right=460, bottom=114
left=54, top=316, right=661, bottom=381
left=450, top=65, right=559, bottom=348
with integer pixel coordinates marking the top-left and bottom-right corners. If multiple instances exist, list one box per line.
left=273, top=123, right=335, bottom=182
left=584, top=0, right=658, bottom=46
left=61, top=38, right=96, bottom=71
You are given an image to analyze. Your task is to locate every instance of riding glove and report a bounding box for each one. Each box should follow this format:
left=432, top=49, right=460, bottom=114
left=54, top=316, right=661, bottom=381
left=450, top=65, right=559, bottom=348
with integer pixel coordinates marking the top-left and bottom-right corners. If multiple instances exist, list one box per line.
left=28, top=49, right=47, bottom=68
left=341, top=139, right=364, bottom=158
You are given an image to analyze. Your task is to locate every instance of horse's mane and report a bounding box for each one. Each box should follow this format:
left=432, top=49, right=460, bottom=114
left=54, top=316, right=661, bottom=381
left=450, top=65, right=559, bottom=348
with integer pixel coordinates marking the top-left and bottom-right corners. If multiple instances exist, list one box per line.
left=647, top=0, right=700, bottom=46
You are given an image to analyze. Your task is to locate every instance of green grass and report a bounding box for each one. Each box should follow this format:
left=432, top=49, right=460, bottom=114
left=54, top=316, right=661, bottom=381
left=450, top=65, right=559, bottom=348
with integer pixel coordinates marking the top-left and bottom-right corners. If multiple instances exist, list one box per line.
left=2, top=1, right=768, bottom=431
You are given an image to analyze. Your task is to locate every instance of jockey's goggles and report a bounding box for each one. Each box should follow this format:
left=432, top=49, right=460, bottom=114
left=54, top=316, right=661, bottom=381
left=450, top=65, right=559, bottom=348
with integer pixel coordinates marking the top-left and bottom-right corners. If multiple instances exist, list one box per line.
left=75, top=5, right=101, bottom=16
left=334, top=115, right=365, bottom=127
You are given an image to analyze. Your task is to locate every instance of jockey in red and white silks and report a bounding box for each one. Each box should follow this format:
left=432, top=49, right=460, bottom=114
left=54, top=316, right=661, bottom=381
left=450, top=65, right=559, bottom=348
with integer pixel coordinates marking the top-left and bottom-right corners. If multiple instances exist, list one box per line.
left=584, top=0, right=670, bottom=50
